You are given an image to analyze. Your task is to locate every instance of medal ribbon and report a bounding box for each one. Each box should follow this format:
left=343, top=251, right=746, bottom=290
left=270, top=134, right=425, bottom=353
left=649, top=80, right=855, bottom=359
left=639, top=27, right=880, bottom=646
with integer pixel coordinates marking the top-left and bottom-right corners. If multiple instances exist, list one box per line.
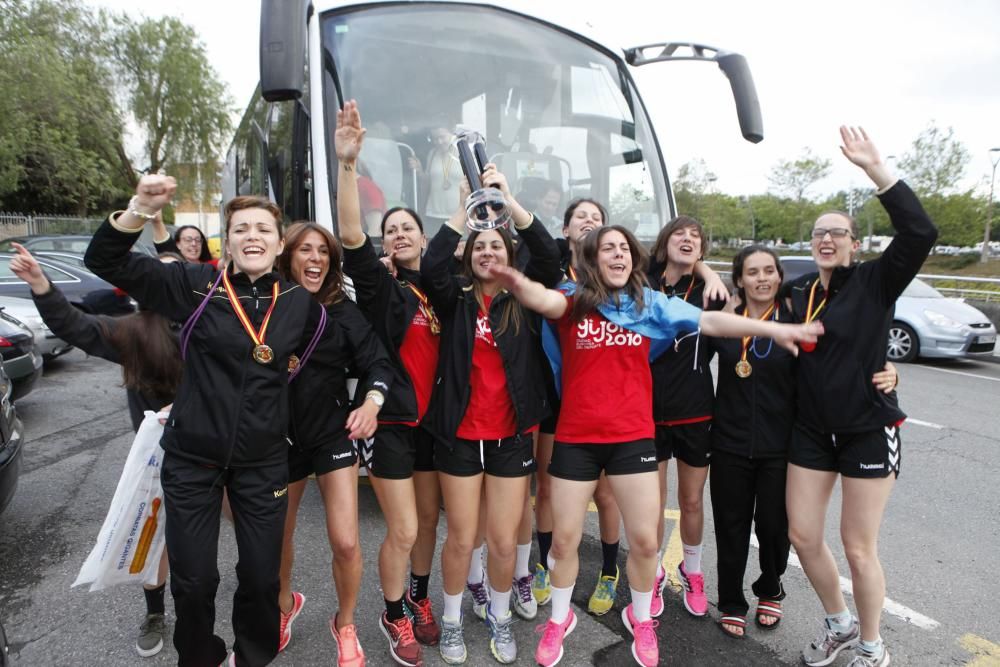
left=567, top=265, right=578, bottom=283
left=221, top=270, right=280, bottom=349
left=740, top=302, right=778, bottom=366
left=805, top=279, right=827, bottom=324
left=661, top=273, right=696, bottom=302
left=406, top=282, right=440, bottom=334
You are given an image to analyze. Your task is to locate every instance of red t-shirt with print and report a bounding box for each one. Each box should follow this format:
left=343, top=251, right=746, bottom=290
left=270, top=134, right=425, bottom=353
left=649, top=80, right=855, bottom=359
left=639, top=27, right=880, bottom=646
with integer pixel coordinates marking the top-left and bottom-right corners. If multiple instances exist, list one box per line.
left=394, top=306, right=441, bottom=424
left=554, top=297, right=653, bottom=443
left=456, top=295, right=519, bottom=440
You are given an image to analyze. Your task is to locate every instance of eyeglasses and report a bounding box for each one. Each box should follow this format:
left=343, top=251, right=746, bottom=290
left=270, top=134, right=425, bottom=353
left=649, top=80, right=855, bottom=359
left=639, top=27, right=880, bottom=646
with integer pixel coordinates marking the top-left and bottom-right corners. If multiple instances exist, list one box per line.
left=811, top=227, right=854, bottom=240
left=179, top=236, right=203, bottom=245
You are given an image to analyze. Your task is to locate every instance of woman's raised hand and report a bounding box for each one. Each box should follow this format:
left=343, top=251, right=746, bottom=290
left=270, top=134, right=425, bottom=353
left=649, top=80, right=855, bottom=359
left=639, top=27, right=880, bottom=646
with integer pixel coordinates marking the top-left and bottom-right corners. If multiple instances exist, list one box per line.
left=134, top=174, right=177, bottom=214
left=9, top=242, right=49, bottom=294
left=839, top=126, right=882, bottom=170
left=336, top=99, right=366, bottom=162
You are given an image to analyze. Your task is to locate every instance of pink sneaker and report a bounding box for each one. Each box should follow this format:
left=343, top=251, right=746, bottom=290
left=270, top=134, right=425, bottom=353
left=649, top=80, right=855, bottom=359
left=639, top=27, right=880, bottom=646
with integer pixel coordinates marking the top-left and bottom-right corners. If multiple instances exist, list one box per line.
left=278, top=591, right=306, bottom=652
left=535, top=609, right=577, bottom=667
left=677, top=563, right=707, bottom=616
left=621, top=604, right=659, bottom=667
left=650, top=566, right=666, bottom=618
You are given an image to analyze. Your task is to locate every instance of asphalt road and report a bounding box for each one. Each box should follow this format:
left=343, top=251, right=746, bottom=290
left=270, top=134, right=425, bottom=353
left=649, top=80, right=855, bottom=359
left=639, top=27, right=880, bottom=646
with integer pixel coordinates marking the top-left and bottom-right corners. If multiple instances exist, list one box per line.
left=1, top=349, right=998, bottom=665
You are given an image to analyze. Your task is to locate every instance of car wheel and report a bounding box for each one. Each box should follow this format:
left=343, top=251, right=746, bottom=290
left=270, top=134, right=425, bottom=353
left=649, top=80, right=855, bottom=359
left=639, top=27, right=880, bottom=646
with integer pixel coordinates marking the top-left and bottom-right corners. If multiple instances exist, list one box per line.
left=887, top=322, right=919, bottom=363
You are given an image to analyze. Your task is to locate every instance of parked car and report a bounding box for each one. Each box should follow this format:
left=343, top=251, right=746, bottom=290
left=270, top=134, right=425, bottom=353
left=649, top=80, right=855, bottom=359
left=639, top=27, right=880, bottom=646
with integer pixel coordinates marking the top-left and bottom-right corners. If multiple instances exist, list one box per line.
left=33, top=251, right=89, bottom=270
left=0, top=311, right=42, bottom=400
left=0, top=361, right=25, bottom=515
left=778, top=256, right=998, bottom=362
left=0, top=231, right=159, bottom=257
left=0, top=253, right=134, bottom=316
left=0, top=297, right=73, bottom=361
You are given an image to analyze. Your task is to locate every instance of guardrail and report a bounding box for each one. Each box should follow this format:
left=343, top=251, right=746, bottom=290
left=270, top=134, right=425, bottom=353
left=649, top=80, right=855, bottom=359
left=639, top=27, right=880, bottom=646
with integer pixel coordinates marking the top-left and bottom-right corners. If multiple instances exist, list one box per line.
left=703, top=261, right=1000, bottom=302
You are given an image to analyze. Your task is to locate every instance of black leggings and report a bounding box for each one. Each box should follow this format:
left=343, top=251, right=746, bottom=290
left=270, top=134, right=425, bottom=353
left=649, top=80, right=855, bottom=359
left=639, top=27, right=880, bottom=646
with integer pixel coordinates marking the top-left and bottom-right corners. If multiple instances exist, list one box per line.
left=162, top=453, right=288, bottom=667
left=709, top=450, right=789, bottom=617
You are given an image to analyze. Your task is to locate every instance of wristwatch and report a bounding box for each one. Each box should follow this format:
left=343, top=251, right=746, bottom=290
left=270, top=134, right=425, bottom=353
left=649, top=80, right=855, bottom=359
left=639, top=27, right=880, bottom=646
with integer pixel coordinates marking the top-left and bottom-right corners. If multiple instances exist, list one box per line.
left=365, top=390, right=385, bottom=408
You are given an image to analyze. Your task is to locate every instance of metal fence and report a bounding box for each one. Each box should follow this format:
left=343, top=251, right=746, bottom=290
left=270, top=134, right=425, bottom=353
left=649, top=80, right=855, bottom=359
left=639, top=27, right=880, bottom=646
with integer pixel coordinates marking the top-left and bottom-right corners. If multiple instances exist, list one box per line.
left=0, top=212, right=103, bottom=240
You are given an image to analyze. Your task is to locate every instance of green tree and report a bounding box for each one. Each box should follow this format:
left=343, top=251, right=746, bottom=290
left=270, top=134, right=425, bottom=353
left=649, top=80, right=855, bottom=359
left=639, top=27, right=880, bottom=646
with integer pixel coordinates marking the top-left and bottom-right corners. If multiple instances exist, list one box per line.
left=898, top=123, right=970, bottom=196
left=767, top=148, right=832, bottom=202
left=113, top=15, right=234, bottom=194
left=0, top=0, right=130, bottom=213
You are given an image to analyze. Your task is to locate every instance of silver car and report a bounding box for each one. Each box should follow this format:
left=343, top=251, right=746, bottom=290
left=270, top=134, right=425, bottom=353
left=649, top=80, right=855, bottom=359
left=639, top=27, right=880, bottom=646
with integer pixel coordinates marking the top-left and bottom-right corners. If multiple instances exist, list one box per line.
left=0, top=297, right=73, bottom=361
left=778, top=257, right=997, bottom=363
left=888, top=278, right=997, bottom=362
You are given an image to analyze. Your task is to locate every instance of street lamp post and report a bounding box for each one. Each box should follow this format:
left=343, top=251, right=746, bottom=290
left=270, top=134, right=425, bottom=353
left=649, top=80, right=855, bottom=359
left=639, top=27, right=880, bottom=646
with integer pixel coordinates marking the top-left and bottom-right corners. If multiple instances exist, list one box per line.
left=981, top=148, right=1000, bottom=264
left=743, top=195, right=755, bottom=241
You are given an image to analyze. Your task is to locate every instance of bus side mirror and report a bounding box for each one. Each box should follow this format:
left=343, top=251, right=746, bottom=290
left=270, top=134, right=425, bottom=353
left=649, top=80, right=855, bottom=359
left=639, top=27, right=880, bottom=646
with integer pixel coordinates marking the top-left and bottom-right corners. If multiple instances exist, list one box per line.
left=716, top=52, right=763, bottom=144
left=260, top=0, right=310, bottom=102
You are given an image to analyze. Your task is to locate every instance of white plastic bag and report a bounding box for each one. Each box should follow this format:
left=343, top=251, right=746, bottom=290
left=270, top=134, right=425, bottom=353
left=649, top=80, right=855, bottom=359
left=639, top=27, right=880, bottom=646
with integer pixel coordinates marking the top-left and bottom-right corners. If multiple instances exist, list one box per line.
left=73, top=410, right=167, bottom=592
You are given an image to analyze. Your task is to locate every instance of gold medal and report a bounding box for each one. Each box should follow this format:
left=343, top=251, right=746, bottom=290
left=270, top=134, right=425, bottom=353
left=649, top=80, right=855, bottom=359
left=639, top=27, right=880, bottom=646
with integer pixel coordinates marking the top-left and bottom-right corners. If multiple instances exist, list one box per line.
left=253, top=344, right=274, bottom=364
left=738, top=302, right=777, bottom=378
left=287, top=354, right=300, bottom=372
left=735, top=359, right=752, bottom=378
left=405, top=282, right=441, bottom=336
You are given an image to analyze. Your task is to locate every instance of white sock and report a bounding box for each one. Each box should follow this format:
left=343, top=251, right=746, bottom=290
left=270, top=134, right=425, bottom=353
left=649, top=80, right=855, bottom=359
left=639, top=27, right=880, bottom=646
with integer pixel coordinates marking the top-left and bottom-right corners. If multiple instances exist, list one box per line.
left=467, top=545, right=485, bottom=585
left=514, top=543, right=532, bottom=580
left=826, top=610, right=853, bottom=634
left=859, top=637, right=884, bottom=656
left=682, top=542, right=702, bottom=573
left=656, top=550, right=665, bottom=578
left=489, top=585, right=511, bottom=619
left=549, top=584, right=574, bottom=624
left=443, top=591, right=463, bottom=622
left=630, top=587, right=653, bottom=622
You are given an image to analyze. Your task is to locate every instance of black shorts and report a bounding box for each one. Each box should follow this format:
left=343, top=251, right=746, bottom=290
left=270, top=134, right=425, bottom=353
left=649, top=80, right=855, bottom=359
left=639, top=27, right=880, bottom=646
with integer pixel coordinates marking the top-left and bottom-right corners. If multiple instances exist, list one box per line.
left=288, top=433, right=357, bottom=483
left=435, top=433, right=536, bottom=478
left=788, top=423, right=901, bottom=479
left=655, top=421, right=712, bottom=467
left=549, top=439, right=658, bottom=481
left=360, top=424, right=436, bottom=480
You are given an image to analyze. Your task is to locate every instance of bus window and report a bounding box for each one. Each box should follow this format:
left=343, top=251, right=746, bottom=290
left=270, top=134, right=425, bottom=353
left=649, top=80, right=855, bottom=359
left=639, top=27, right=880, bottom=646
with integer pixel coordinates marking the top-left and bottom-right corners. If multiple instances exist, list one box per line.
left=319, top=3, right=670, bottom=240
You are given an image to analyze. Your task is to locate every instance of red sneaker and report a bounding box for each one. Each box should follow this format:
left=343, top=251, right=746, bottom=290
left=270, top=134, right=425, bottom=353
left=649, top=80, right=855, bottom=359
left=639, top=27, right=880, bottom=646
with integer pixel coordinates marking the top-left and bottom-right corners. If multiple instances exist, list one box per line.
left=404, top=592, right=441, bottom=646
left=379, top=612, right=423, bottom=667
left=330, top=615, right=366, bottom=667
left=278, top=591, right=306, bottom=652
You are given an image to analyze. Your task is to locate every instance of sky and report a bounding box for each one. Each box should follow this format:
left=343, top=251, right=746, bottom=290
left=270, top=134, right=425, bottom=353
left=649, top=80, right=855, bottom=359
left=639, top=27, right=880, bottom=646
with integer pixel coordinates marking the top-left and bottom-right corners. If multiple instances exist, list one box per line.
left=86, top=0, right=1000, bottom=199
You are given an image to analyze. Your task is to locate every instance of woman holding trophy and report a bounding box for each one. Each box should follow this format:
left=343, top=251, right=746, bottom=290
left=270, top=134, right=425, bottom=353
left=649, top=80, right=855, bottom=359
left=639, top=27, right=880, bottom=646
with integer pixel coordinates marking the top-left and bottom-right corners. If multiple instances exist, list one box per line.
left=419, top=142, right=563, bottom=664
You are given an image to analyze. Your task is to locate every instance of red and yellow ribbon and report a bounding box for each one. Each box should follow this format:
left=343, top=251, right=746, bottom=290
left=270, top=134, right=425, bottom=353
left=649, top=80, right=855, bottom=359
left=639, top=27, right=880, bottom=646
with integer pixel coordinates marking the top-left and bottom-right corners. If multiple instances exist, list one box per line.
left=221, top=269, right=280, bottom=354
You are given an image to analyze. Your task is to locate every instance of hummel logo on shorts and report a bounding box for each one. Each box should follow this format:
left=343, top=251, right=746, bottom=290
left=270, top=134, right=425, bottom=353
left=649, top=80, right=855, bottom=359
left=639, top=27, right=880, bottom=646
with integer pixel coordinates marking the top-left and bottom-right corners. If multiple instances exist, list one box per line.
left=640, top=456, right=656, bottom=463
left=331, top=451, right=353, bottom=460
left=523, top=458, right=535, bottom=468
left=860, top=462, right=885, bottom=470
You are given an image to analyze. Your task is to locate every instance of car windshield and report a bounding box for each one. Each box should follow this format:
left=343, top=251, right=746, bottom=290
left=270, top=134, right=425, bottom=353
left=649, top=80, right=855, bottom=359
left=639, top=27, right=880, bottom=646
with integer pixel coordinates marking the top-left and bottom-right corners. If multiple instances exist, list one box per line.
left=320, top=4, right=669, bottom=240
left=902, top=278, right=943, bottom=298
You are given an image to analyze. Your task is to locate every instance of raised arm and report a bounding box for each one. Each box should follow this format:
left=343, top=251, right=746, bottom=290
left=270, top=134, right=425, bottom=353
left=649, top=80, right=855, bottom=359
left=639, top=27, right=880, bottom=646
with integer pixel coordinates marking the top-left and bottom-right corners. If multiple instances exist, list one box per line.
left=487, top=264, right=568, bottom=320
left=150, top=212, right=178, bottom=255
left=11, top=243, right=122, bottom=363
left=700, top=310, right=823, bottom=356
left=840, top=126, right=937, bottom=301
left=336, top=100, right=367, bottom=249
left=84, top=174, right=207, bottom=322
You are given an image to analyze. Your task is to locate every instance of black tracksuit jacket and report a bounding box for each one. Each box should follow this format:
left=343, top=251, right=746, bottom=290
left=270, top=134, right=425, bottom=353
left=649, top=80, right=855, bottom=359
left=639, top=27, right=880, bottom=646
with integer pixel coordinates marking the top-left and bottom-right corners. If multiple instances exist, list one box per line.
left=646, top=269, right=725, bottom=423
left=710, top=304, right=797, bottom=459
left=32, top=285, right=177, bottom=431
left=785, top=180, right=937, bottom=434
left=85, top=218, right=317, bottom=467
left=288, top=297, right=393, bottom=449
left=342, top=236, right=429, bottom=423
left=420, top=218, right=563, bottom=446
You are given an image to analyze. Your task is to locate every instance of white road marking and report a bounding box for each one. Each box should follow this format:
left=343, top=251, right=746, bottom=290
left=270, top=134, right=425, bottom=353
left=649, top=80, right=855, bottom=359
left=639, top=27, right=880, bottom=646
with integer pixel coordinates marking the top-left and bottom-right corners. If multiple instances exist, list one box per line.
left=915, top=365, right=1000, bottom=383
left=907, top=418, right=945, bottom=430
left=750, top=534, right=940, bottom=630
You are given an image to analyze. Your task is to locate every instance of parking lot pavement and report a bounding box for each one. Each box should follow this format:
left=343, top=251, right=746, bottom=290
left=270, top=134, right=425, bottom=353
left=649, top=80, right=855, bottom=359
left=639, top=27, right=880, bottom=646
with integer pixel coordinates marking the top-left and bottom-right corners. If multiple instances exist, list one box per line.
left=2, top=350, right=999, bottom=665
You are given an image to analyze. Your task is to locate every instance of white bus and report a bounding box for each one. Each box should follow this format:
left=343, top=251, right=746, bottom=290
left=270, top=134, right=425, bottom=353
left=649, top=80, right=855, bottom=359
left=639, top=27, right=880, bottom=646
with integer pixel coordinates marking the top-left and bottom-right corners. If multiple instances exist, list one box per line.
left=222, top=1, right=763, bottom=242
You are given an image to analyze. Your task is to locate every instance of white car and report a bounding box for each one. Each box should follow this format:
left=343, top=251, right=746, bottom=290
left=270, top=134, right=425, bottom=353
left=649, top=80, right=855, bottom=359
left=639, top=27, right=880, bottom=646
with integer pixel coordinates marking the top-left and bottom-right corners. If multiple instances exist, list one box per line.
left=0, top=297, right=73, bottom=361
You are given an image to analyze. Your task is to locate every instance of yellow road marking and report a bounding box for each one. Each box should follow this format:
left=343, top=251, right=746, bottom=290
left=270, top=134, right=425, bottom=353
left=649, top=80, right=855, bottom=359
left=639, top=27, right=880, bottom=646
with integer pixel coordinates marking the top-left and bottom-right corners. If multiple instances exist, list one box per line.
left=661, top=509, right=682, bottom=587
left=959, top=634, right=1000, bottom=666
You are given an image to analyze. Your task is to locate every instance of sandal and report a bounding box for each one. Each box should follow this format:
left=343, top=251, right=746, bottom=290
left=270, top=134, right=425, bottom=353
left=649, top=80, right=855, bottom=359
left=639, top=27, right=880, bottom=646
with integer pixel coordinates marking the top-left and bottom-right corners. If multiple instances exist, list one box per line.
left=719, top=615, right=746, bottom=639
left=755, top=598, right=782, bottom=630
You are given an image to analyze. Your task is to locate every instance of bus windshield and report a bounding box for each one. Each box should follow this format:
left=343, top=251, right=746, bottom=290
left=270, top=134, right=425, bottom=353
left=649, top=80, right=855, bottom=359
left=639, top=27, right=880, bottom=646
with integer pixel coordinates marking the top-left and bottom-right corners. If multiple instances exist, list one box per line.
left=320, top=4, right=670, bottom=241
